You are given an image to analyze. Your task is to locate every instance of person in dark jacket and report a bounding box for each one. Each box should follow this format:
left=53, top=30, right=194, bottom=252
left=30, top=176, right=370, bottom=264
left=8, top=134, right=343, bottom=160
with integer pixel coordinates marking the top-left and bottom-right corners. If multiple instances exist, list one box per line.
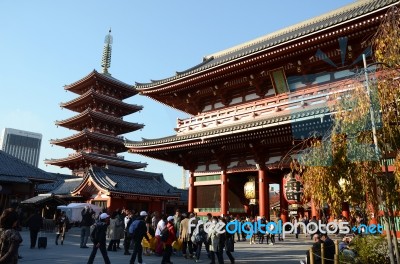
left=26, top=210, right=43, bottom=249
left=309, top=216, right=319, bottom=239
left=216, top=217, right=226, bottom=264
left=224, top=217, right=235, bottom=264
left=321, top=233, right=335, bottom=264
left=193, top=220, right=207, bottom=263
left=55, top=211, right=69, bottom=245
left=161, top=216, right=176, bottom=264
left=305, top=234, right=322, bottom=264
left=123, top=209, right=134, bottom=255
left=80, top=206, right=94, bottom=248
left=0, top=208, right=23, bottom=263
left=87, top=213, right=111, bottom=264
left=129, top=211, right=150, bottom=264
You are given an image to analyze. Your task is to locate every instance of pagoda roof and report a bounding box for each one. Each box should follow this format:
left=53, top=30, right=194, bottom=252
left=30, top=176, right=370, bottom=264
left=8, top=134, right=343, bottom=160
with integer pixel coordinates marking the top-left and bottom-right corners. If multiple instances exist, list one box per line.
left=44, top=151, right=147, bottom=170
left=64, top=70, right=138, bottom=99
left=50, top=129, right=125, bottom=150
left=37, top=173, right=82, bottom=193
left=0, top=150, right=56, bottom=182
left=55, top=108, right=144, bottom=134
left=125, top=105, right=331, bottom=150
left=72, top=165, right=180, bottom=199
left=60, top=88, right=142, bottom=115
left=134, top=0, right=398, bottom=91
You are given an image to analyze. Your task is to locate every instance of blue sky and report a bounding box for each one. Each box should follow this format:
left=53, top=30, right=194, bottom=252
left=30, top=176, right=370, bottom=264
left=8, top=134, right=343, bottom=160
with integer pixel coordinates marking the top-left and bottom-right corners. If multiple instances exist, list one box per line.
left=0, top=0, right=354, bottom=188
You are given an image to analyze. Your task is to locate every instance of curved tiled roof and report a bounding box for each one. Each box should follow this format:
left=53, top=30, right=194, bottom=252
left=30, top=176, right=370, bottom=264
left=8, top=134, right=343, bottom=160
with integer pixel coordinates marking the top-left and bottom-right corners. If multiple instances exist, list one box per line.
left=60, top=88, right=143, bottom=114
left=52, top=178, right=83, bottom=195
left=135, top=0, right=399, bottom=89
left=55, top=108, right=144, bottom=133
left=0, top=150, right=55, bottom=181
left=50, top=129, right=125, bottom=146
left=45, top=151, right=147, bottom=170
left=21, top=194, right=66, bottom=205
left=0, top=175, right=31, bottom=184
left=170, top=187, right=188, bottom=202
left=36, top=173, right=82, bottom=193
left=125, top=106, right=331, bottom=148
left=65, top=70, right=135, bottom=91
left=78, top=166, right=180, bottom=198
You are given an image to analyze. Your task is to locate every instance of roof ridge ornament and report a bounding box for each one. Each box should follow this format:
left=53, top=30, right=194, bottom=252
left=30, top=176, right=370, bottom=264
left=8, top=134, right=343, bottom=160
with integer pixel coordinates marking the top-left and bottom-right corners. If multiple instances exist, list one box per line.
left=101, top=28, right=113, bottom=76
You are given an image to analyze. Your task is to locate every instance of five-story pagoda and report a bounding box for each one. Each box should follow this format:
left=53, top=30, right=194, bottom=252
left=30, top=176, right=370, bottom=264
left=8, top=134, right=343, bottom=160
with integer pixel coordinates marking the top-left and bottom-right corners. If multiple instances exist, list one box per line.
left=46, top=30, right=147, bottom=176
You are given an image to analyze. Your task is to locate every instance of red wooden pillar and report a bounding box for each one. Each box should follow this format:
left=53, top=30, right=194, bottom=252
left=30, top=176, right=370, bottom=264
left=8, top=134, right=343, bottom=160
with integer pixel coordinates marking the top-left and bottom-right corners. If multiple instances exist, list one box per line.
left=328, top=208, right=335, bottom=222
left=188, top=171, right=196, bottom=213
left=161, top=201, right=166, bottom=214
left=342, top=202, right=350, bottom=220
left=258, top=169, right=266, bottom=218
left=221, top=171, right=228, bottom=215
left=266, top=182, right=270, bottom=220
left=244, top=205, right=250, bottom=215
left=280, top=178, right=288, bottom=223
left=107, top=197, right=112, bottom=211
left=311, top=199, right=318, bottom=219
left=367, top=182, right=378, bottom=225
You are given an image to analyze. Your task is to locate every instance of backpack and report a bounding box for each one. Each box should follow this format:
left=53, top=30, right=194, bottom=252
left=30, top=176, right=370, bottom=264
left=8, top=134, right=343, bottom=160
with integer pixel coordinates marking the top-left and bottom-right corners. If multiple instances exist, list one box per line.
left=192, top=232, right=204, bottom=244
left=191, top=227, right=198, bottom=244
left=90, top=224, right=101, bottom=243
left=191, top=226, right=206, bottom=244
left=160, top=226, right=169, bottom=242
left=129, top=220, right=141, bottom=237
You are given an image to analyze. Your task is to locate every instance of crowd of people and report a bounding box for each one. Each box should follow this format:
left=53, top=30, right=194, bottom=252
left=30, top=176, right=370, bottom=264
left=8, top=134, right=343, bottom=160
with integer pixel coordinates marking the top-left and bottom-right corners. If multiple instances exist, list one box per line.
left=0, top=205, right=371, bottom=264
left=83, top=208, right=237, bottom=264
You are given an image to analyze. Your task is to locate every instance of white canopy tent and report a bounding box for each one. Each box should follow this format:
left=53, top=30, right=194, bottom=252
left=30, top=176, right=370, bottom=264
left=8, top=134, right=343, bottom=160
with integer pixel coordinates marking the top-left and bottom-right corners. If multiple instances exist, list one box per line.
left=57, top=203, right=102, bottom=223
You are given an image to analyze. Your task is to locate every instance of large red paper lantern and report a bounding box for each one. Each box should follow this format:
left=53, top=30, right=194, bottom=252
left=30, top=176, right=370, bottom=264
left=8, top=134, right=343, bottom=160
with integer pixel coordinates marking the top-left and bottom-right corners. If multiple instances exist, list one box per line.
left=282, top=172, right=304, bottom=205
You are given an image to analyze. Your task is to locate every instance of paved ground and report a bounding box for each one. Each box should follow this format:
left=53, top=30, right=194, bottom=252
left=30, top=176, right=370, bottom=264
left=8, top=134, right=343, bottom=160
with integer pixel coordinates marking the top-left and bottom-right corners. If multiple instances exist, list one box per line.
left=17, top=228, right=313, bottom=264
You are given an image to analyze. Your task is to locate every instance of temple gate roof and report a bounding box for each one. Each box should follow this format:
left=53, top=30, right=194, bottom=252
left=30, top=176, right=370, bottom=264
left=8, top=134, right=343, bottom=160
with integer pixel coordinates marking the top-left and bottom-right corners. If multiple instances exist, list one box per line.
left=134, top=0, right=398, bottom=90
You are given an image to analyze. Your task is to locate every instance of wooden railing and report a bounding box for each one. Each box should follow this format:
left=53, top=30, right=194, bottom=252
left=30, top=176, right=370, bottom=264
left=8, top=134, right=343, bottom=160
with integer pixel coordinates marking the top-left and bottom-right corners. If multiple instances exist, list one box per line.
left=175, top=78, right=359, bottom=135
left=193, top=207, right=246, bottom=213
left=308, top=239, right=340, bottom=264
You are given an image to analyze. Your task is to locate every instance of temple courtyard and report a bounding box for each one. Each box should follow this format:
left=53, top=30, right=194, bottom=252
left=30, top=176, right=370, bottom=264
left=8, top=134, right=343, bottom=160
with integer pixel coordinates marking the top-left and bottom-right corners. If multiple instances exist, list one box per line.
left=17, top=227, right=314, bottom=264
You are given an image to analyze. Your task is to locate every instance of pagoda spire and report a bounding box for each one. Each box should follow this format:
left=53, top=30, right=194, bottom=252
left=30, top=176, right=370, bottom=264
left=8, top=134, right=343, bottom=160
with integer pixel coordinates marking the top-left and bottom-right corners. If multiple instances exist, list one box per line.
left=101, top=28, right=113, bottom=76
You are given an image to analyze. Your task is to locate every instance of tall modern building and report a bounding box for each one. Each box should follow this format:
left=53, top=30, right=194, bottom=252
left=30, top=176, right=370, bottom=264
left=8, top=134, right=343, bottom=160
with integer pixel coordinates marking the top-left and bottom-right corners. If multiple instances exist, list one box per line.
left=0, top=128, right=42, bottom=167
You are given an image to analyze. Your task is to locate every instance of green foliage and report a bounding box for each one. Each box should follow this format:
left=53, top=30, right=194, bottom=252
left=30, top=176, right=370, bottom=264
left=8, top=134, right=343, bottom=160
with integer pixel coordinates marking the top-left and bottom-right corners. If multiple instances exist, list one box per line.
left=350, top=235, right=390, bottom=264
left=339, top=253, right=356, bottom=264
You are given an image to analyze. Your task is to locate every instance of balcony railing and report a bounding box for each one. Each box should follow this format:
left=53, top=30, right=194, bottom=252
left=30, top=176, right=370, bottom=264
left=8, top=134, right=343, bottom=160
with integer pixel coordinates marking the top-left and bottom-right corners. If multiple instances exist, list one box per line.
left=175, top=78, right=359, bottom=134
left=193, top=207, right=245, bottom=213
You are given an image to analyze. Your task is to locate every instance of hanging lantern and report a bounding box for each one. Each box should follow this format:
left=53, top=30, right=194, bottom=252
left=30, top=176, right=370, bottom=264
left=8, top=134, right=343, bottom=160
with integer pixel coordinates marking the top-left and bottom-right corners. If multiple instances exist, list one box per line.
left=244, top=176, right=258, bottom=205
left=282, top=172, right=304, bottom=205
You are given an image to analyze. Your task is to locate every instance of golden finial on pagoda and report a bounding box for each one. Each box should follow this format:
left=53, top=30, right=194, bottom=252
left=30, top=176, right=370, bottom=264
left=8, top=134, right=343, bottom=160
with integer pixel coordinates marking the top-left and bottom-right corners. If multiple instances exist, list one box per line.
left=101, top=28, right=113, bottom=76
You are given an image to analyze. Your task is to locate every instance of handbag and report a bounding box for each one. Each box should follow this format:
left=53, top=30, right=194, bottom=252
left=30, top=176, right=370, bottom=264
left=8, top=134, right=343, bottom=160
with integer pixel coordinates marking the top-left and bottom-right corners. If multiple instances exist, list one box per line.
left=142, top=237, right=150, bottom=248
left=142, top=232, right=153, bottom=248
left=172, top=238, right=183, bottom=251
left=149, top=237, right=157, bottom=250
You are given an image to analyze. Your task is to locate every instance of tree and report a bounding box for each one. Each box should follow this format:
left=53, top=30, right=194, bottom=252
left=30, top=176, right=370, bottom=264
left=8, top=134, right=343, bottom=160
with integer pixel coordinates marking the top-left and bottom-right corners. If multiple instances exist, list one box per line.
left=296, top=6, right=400, bottom=264
left=372, top=6, right=400, bottom=264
